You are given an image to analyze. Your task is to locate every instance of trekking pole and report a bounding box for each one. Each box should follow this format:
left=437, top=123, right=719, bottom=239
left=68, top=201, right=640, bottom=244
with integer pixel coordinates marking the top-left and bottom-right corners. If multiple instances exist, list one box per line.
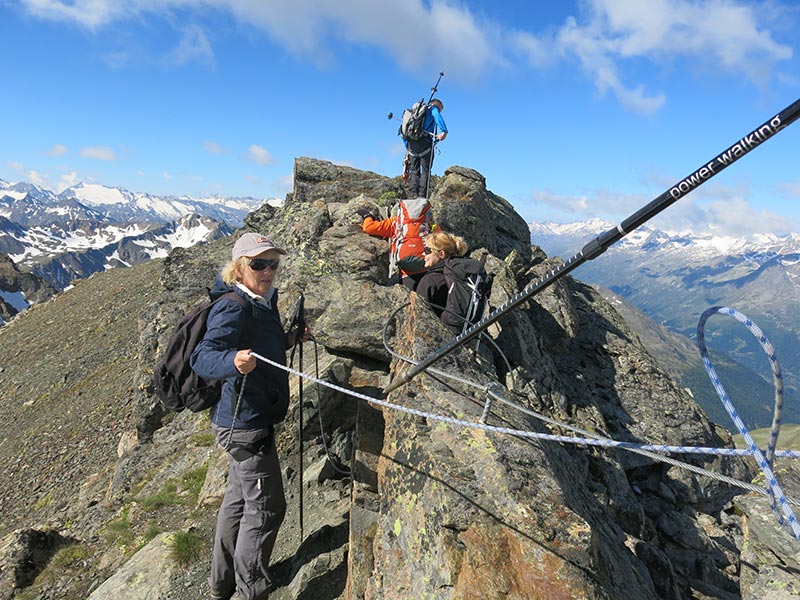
left=288, top=294, right=306, bottom=540
left=384, top=97, right=800, bottom=394
left=298, top=324, right=304, bottom=540
left=428, top=70, right=444, bottom=103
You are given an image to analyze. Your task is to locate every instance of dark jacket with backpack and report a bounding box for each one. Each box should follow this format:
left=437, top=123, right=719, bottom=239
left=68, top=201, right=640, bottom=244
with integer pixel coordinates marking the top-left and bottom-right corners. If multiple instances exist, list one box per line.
left=417, top=255, right=491, bottom=328
left=190, top=278, right=289, bottom=430
left=416, top=260, right=448, bottom=316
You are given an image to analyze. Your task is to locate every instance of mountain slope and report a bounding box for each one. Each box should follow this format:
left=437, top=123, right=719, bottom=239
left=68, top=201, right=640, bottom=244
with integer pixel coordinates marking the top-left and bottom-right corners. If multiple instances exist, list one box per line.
left=597, top=285, right=789, bottom=429
left=1, top=160, right=795, bottom=600
left=532, top=219, right=800, bottom=425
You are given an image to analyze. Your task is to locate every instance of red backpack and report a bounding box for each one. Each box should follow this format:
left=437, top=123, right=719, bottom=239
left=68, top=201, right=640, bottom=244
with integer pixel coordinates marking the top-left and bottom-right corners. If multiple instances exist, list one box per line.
left=391, top=198, right=432, bottom=276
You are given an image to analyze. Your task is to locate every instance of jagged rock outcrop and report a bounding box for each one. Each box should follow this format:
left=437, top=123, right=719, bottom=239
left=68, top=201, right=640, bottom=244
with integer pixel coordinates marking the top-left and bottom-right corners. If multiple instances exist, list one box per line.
left=1, top=156, right=798, bottom=600
left=0, top=253, right=56, bottom=322
left=0, top=528, right=75, bottom=599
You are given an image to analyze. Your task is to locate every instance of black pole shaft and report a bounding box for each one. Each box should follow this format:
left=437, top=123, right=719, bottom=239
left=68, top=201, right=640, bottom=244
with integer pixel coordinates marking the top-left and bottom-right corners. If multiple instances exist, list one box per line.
left=298, top=338, right=304, bottom=541
left=428, top=71, right=444, bottom=103
left=384, top=97, right=800, bottom=394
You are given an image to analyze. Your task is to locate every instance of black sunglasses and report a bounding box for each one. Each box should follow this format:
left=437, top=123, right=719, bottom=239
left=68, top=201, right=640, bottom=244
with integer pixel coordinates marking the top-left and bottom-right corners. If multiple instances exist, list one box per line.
left=423, top=246, right=434, bottom=255
left=248, top=258, right=280, bottom=271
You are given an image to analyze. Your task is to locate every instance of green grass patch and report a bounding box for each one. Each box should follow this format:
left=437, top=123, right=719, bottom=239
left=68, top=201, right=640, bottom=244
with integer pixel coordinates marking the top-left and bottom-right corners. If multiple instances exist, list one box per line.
left=138, top=481, right=182, bottom=512
left=103, top=506, right=135, bottom=548
left=137, top=462, right=209, bottom=511
left=733, top=424, right=800, bottom=451
left=50, top=543, right=90, bottom=570
left=182, top=464, right=209, bottom=498
left=190, top=431, right=216, bottom=447
left=33, top=490, right=54, bottom=511
left=167, top=529, right=205, bottom=567
left=143, top=521, right=162, bottom=544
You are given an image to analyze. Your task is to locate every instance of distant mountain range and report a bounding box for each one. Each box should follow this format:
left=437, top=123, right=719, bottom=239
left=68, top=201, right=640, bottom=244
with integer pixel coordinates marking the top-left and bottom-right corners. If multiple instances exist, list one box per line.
left=0, top=179, right=279, bottom=321
left=530, top=219, right=800, bottom=428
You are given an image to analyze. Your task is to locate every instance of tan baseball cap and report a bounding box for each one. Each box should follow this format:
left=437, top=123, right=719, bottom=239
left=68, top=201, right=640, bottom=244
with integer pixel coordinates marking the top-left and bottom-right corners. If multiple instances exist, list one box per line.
left=232, top=232, right=287, bottom=260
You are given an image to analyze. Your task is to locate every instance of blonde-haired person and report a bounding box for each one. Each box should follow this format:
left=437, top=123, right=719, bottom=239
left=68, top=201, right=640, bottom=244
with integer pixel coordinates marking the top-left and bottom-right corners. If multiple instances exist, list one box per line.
left=191, top=232, right=308, bottom=600
left=416, top=230, right=468, bottom=318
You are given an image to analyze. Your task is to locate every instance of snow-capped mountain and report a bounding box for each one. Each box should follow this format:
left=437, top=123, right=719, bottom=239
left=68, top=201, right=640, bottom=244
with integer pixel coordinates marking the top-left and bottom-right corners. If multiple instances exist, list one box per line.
left=0, top=178, right=281, bottom=321
left=1, top=180, right=273, bottom=228
left=530, top=218, right=800, bottom=423
left=24, top=214, right=235, bottom=290
left=60, top=181, right=269, bottom=226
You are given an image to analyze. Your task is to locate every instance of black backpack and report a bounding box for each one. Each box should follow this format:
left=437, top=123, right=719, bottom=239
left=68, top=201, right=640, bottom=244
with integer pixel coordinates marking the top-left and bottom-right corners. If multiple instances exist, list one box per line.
left=152, top=290, right=247, bottom=412
left=441, top=255, right=493, bottom=330
left=399, top=100, right=429, bottom=141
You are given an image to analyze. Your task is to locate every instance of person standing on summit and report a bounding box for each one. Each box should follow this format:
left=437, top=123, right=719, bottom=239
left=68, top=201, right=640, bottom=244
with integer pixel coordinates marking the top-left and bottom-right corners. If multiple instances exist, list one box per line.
left=405, top=98, right=447, bottom=199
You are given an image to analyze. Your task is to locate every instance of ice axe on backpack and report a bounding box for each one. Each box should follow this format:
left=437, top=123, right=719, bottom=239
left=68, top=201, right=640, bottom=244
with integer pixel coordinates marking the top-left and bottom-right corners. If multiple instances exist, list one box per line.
left=384, top=96, right=800, bottom=395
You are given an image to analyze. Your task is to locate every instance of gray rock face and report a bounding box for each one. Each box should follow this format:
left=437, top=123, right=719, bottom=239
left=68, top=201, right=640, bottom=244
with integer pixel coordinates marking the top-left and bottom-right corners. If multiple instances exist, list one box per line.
left=0, top=528, right=74, bottom=599
left=0, top=253, right=56, bottom=322
left=2, top=156, right=797, bottom=600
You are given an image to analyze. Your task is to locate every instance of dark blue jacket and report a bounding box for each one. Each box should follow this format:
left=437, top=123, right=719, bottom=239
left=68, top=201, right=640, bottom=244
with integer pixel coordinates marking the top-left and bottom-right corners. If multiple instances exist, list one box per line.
left=190, top=278, right=289, bottom=430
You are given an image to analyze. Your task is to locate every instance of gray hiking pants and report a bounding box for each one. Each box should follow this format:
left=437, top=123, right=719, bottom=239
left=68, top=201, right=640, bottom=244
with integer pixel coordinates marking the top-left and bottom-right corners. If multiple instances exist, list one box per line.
left=210, top=425, right=287, bottom=600
left=407, top=136, right=435, bottom=198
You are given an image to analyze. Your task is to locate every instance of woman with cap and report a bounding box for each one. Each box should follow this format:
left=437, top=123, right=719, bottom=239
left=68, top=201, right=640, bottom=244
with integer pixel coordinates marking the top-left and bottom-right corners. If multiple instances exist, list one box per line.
left=191, top=231, right=307, bottom=600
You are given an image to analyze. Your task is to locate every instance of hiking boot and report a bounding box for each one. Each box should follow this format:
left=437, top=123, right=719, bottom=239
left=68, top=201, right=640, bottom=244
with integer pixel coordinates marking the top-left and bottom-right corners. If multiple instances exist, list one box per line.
left=209, top=588, right=233, bottom=600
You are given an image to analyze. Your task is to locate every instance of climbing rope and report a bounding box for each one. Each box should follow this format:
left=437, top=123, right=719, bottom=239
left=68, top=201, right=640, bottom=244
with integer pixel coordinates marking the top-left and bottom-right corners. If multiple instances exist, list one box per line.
left=697, top=306, right=800, bottom=540
left=248, top=304, right=800, bottom=541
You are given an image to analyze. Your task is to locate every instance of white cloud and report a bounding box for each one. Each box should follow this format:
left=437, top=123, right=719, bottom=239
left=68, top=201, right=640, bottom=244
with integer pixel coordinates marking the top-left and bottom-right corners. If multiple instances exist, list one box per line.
left=81, top=146, right=117, bottom=160
left=778, top=180, right=800, bottom=198
left=170, top=24, right=215, bottom=67
left=515, top=0, right=792, bottom=113
left=530, top=188, right=647, bottom=218
left=19, top=0, right=126, bottom=28
left=18, top=0, right=499, bottom=81
left=47, top=144, right=69, bottom=156
left=26, top=169, right=49, bottom=188
left=531, top=182, right=795, bottom=237
left=17, top=0, right=794, bottom=109
left=650, top=196, right=793, bottom=237
left=203, top=141, right=228, bottom=155
left=277, top=173, right=293, bottom=194
left=56, top=171, right=81, bottom=192
left=163, top=171, right=172, bottom=180
left=246, top=144, right=275, bottom=166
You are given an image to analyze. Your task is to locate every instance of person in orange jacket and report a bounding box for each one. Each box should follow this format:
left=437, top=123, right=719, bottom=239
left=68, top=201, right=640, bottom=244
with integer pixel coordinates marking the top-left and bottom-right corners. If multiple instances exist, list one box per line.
left=357, top=198, right=434, bottom=289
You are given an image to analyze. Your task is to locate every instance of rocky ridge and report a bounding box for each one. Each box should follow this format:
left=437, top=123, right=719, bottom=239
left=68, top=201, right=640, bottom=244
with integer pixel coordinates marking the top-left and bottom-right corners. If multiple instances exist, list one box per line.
left=0, top=157, right=798, bottom=599
left=0, top=253, right=56, bottom=323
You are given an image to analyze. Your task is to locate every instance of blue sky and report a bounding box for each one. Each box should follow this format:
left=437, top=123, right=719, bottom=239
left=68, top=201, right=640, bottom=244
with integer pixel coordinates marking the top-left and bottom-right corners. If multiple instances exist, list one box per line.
left=1, top=0, right=799, bottom=237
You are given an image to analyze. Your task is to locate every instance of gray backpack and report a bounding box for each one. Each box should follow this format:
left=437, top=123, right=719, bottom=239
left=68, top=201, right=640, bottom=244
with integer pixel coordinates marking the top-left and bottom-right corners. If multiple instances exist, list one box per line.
left=399, top=100, right=429, bottom=141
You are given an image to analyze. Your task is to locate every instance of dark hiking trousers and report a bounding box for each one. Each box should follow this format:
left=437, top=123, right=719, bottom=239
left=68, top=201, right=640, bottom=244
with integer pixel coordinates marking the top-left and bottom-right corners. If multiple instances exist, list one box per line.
left=210, top=425, right=287, bottom=600
left=407, top=136, right=436, bottom=198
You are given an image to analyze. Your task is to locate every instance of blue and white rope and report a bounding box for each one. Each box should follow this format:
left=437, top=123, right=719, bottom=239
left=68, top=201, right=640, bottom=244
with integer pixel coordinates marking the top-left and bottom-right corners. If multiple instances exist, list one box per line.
left=250, top=347, right=800, bottom=505
left=697, top=306, right=800, bottom=540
